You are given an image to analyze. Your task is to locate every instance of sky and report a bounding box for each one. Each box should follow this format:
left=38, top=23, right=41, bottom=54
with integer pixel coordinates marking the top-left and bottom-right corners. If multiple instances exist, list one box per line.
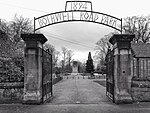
left=0, top=0, right=150, bottom=62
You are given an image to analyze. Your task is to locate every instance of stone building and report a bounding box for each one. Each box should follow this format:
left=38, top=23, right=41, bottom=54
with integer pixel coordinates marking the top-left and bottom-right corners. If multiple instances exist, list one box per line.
left=130, top=43, right=150, bottom=102
left=131, top=43, right=150, bottom=78
left=106, top=35, right=150, bottom=103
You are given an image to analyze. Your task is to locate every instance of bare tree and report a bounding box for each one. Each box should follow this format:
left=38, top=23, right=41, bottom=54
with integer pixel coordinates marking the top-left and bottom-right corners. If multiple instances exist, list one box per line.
left=94, top=33, right=112, bottom=61
left=44, top=43, right=55, bottom=54
left=123, top=15, right=150, bottom=43
left=44, top=43, right=60, bottom=69
left=9, top=14, right=33, bottom=45
left=0, top=15, right=33, bottom=76
left=0, top=30, right=15, bottom=57
left=0, top=14, right=33, bottom=58
left=61, top=47, right=74, bottom=73
left=53, top=51, right=60, bottom=67
left=61, top=47, right=68, bottom=73
left=0, top=19, right=9, bottom=34
left=94, top=33, right=113, bottom=73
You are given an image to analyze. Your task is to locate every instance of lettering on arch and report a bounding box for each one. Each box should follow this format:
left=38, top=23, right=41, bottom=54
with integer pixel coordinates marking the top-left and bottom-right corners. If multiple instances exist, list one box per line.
left=34, top=1, right=122, bottom=33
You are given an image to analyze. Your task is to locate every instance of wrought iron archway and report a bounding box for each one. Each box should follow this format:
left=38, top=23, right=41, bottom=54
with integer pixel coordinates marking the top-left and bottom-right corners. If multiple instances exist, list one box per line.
left=34, top=1, right=122, bottom=33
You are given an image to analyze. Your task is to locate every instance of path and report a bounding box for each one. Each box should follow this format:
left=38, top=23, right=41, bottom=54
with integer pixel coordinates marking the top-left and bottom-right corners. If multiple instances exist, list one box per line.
left=1, top=75, right=150, bottom=112
left=49, top=74, right=109, bottom=104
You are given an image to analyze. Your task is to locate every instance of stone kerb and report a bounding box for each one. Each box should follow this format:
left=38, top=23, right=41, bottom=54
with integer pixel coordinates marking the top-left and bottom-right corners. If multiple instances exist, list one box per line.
left=109, top=34, right=135, bottom=104
left=21, top=34, right=47, bottom=104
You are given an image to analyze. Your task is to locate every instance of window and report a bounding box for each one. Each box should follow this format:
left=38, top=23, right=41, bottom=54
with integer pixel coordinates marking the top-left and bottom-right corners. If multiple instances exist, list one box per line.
left=131, top=60, right=133, bottom=77
left=148, top=60, right=150, bottom=77
left=140, top=59, right=144, bottom=78
left=144, top=60, right=147, bottom=77
left=133, top=59, right=136, bottom=77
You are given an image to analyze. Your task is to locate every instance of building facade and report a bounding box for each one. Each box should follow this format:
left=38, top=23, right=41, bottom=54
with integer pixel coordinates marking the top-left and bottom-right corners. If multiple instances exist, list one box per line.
left=131, top=43, right=150, bottom=78
left=130, top=43, right=150, bottom=102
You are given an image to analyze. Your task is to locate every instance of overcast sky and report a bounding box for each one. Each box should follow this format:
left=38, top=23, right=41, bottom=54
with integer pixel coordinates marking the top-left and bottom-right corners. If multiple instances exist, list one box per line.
left=0, top=0, right=150, bottom=62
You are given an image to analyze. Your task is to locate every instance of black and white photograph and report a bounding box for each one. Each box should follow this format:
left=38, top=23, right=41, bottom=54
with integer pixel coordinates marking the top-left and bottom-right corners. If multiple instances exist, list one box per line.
left=0, top=0, right=150, bottom=113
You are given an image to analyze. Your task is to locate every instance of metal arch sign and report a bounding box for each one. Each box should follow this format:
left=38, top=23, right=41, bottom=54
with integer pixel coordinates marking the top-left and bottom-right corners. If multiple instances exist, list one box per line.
left=34, top=1, right=122, bottom=33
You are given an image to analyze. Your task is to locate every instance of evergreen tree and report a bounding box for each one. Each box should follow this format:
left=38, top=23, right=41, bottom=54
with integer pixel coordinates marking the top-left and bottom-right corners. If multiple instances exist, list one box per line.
left=86, top=52, right=94, bottom=73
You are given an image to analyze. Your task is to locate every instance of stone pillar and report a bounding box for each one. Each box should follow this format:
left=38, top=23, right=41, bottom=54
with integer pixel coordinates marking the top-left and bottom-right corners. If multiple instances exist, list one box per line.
left=21, top=34, right=47, bottom=104
left=109, top=34, right=135, bottom=104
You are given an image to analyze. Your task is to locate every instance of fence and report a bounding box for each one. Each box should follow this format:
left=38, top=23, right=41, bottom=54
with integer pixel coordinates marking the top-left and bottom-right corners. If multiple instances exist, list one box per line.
left=62, top=74, right=106, bottom=79
left=63, top=76, right=88, bottom=79
left=105, top=49, right=114, bottom=102
left=42, top=49, right=52, bottom=102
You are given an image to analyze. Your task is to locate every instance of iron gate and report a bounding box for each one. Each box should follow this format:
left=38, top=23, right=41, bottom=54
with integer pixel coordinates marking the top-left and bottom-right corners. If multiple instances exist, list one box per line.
left=42, top=49, right=52, bottom=102
left=106, top=49, right=114, bottom=102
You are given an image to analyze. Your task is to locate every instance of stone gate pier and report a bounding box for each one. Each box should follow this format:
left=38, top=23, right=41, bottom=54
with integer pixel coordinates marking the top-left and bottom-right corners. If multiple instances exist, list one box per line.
left=109, top=34, right=135, bottom=104
left=22, top=34, right=47, bottom=104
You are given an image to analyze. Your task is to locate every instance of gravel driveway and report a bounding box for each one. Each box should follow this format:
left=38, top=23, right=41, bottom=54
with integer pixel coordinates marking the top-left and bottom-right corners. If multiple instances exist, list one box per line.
left=50, top=75, right=109, bottom=104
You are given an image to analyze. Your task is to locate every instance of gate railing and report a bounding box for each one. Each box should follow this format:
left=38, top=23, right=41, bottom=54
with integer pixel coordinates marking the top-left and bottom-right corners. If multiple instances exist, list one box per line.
left=42, top=49, right=52, bottom=102
left=105, top=49, right=114, bottom=102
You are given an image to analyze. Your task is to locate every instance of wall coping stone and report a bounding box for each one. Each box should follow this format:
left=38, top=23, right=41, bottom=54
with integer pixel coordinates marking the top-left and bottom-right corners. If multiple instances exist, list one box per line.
left=109, top=34, right=135, bottom=45
left=21, top=34, right=47, bottom=44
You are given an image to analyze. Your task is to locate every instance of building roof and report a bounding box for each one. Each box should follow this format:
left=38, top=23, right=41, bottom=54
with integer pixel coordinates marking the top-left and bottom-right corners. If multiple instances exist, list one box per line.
left=131, top=43, right=150, bottom=58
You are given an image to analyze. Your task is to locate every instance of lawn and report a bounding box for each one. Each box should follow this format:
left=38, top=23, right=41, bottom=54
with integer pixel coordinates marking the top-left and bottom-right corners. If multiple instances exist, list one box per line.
left=93, top=80, right=106, bottom=87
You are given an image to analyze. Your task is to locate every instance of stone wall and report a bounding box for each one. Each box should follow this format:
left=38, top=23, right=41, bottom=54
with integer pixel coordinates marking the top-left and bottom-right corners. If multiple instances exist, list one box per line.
left=0, top=57, right=24, bottom=104
left=0, top=82, right=23, bottom=103
left=131, top=78, right=150, bottom=102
